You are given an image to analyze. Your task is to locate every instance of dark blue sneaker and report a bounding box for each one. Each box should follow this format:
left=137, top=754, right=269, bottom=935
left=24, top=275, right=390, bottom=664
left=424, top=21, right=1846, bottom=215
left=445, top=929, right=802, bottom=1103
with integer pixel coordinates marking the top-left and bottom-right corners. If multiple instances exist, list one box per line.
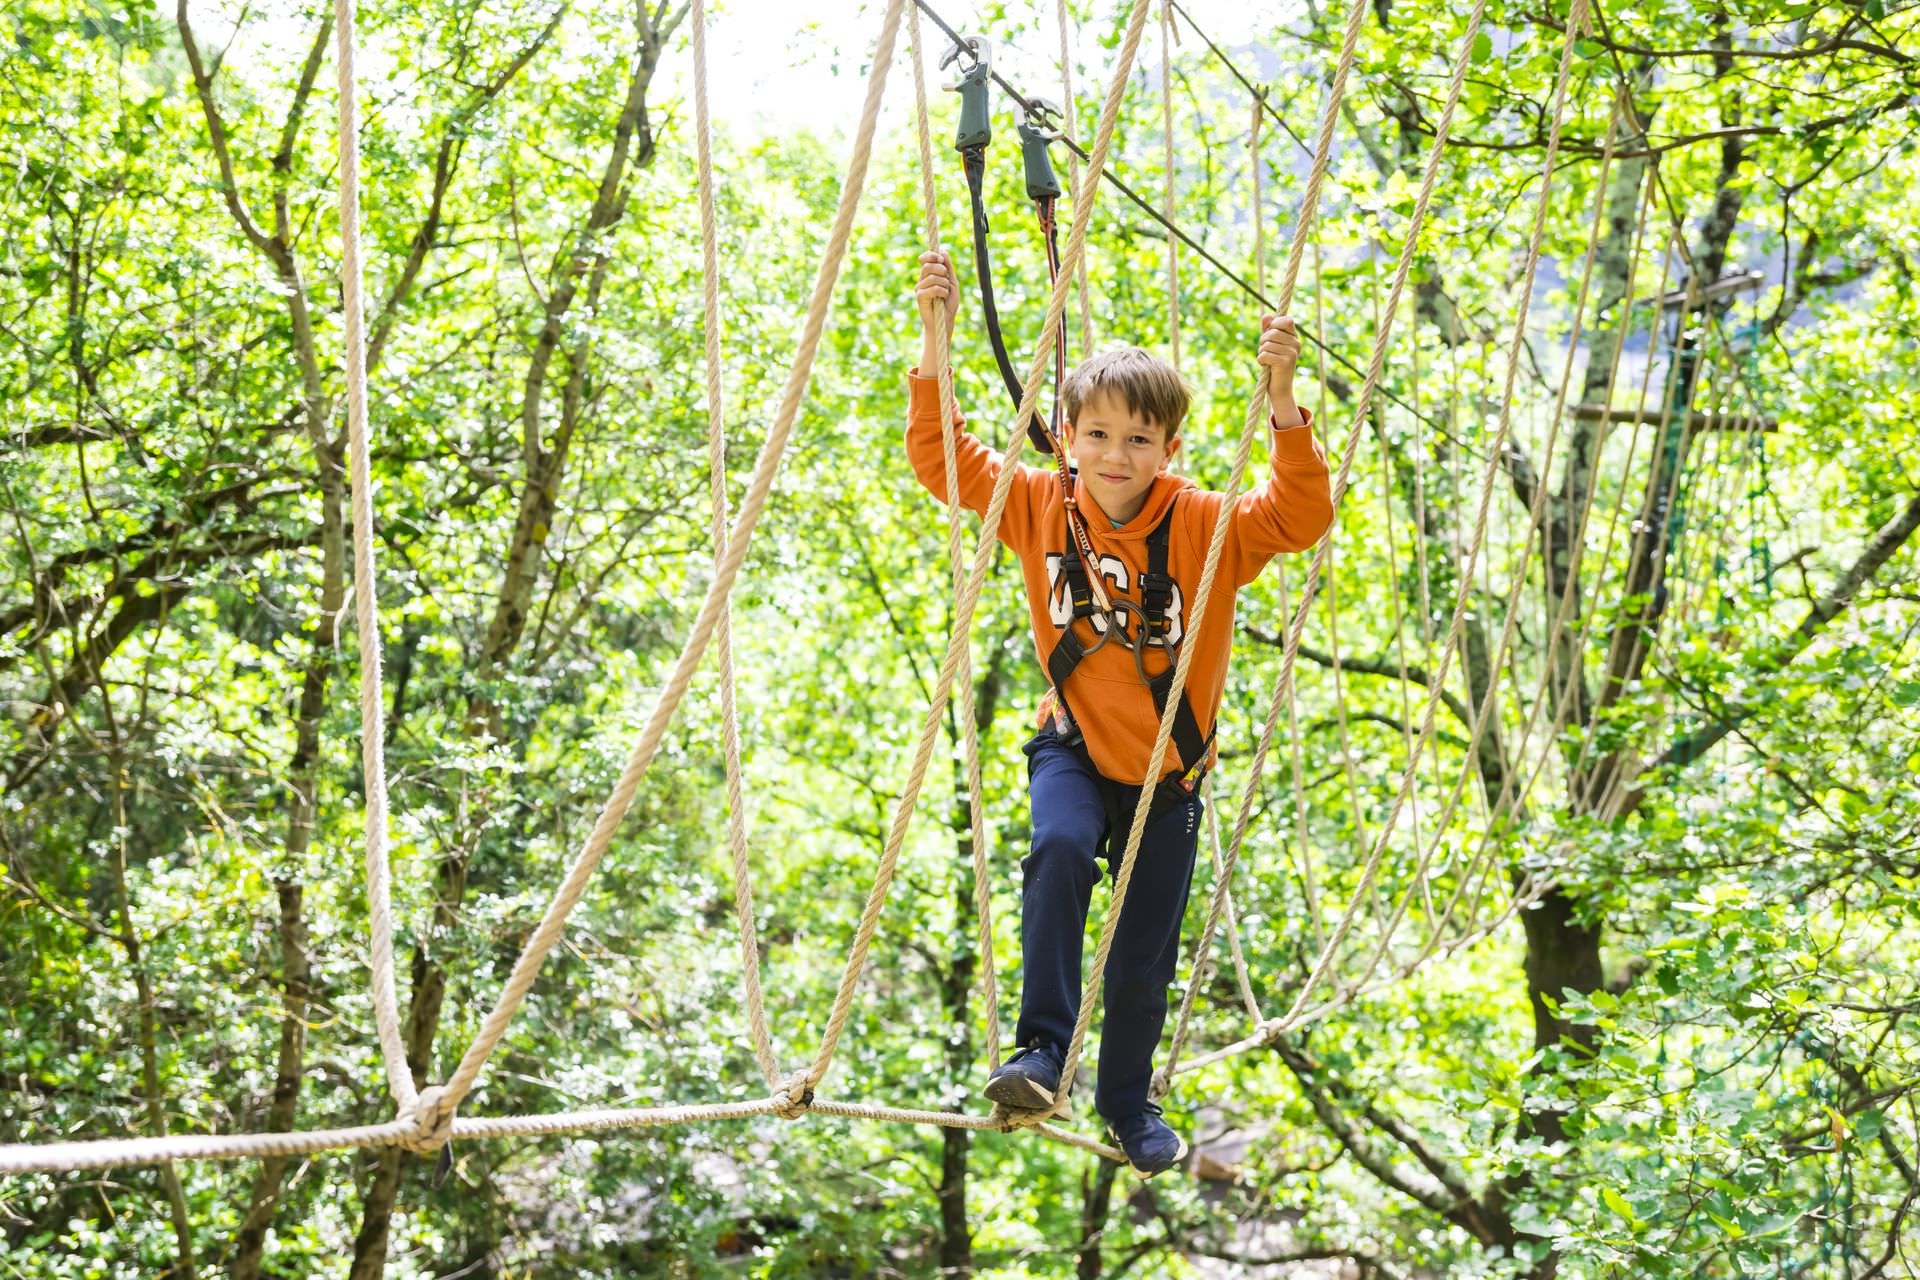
left=983, top=1043, right=1064, bottom=1110
left=1107, top=1102, right=1188, bottom=1177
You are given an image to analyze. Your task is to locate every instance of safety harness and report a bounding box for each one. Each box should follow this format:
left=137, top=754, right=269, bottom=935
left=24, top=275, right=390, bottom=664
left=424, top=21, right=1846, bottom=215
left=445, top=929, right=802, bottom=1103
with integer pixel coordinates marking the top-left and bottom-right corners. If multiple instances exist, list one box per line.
left=1044, top=496, right=1216, bottom=813
left=941, top=33, right=1215, bottom=822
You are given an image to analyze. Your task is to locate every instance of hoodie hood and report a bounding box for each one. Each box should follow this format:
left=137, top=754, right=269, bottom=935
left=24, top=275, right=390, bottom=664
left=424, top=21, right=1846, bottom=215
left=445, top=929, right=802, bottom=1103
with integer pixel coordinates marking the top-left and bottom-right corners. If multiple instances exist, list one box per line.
left=1076, top=470, right=1197, bottom=542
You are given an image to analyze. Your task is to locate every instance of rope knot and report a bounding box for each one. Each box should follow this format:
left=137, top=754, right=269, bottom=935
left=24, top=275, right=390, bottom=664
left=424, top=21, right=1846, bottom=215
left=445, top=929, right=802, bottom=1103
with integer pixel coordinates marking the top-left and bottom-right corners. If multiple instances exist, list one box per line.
left=1148, top=1067, right=1173, bottom=1102
left=992, top=1102, right=1054, bottom=1132
left=771, top=1071, right=815, bottom=1121
left=400, top=1085, right=456, bottom=1156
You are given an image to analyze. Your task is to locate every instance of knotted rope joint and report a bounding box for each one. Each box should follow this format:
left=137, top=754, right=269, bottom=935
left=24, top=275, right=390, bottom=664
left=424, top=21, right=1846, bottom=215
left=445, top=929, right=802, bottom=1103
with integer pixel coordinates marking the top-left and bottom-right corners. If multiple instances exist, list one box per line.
left=772, top=1071, right=816, bottom=1121
left=400, top=1084, right=456, bottom=1156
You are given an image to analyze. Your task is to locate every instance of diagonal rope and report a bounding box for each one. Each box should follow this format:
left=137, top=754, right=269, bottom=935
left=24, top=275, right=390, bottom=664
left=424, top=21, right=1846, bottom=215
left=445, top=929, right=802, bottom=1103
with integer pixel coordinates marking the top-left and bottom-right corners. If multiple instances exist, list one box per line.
left=1059, top=0, right=1377, bottom=1105
left=1057, top=0, right=1095, bottom=356
left=906, top=0, right=1002, bottom=1073
left=335, top=0, right=416, bottom=1113
left=1333, top=91, right=1631, bottom=999
left=1240, top=0, right=1599, bottom=1043
left=791, top=0, right=1161, bottom=1113
left=432, top=0, right=911, bottom=1125
left=1156, top=0, right=1500, bottom=1093
left=1354, top=232, right=1434, bottom=934
left=1203, top=778, right=1264, bottom=1023
left=1252, top=97, right=1328, bottom=967
left=691, top=0, right=781, bottom=1090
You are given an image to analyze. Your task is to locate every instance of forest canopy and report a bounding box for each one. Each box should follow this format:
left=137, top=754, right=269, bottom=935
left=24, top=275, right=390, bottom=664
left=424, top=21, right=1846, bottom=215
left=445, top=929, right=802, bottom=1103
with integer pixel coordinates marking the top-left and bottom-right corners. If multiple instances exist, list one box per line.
left=3, top=0, right=1919, bottom=1276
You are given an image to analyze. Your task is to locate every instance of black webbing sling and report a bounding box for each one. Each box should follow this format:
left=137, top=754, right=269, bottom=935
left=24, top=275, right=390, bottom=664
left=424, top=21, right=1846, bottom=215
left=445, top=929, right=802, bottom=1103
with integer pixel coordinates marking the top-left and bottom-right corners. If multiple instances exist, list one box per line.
left=961, top=146, right=1053, bottom=456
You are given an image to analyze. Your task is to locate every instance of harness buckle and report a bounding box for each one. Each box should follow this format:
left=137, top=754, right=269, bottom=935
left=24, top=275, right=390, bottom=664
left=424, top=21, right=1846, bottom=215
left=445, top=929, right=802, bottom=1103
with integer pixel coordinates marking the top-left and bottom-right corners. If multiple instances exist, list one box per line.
left=1139, top=569, right=1176, bottom=637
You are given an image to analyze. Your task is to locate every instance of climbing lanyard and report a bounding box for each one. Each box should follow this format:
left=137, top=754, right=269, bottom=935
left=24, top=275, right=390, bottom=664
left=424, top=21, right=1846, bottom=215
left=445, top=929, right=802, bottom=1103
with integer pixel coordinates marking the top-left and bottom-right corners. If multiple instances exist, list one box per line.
left=944, top=36, right=1110, bottom=612
left=940, top=31, right=1212, bottom=793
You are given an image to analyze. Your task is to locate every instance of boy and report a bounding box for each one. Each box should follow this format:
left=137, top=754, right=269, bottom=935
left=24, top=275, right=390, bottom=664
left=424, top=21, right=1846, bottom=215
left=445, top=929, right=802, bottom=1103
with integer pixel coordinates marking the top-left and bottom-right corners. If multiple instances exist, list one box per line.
left=906, top=250, right=1334, bottom=1175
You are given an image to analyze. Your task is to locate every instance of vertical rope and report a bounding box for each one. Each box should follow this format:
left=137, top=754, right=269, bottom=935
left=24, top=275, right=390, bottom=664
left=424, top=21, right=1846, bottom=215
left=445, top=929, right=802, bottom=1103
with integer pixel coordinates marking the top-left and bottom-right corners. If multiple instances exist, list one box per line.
left=1252, top=89, right=1327, bottom=961
left=906, top=0, right=1002, bottom=1073
left=1204, top=780, right=1264, bottom=1022
left=691, top=0, right=781, bottom=1090
left=1160, top=0, right=1180, bottom=372
left=796, top=0, right=1161, bottom=1107
left=1057, top=0, right=1095, bottom=357
left=436, top=0, right=911, bottom=1119
left=1367, top=279, right=1432, bottom=932
left=334, top=0, right=417, bottom=1112
left=1059, top=0, right=1378, bottom=1103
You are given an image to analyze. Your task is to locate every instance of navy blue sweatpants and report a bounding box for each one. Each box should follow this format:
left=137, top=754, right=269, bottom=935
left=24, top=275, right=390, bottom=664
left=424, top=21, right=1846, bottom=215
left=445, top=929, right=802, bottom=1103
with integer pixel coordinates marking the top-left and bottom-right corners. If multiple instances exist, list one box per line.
left=1014, top=728, right=1202, bottom=1121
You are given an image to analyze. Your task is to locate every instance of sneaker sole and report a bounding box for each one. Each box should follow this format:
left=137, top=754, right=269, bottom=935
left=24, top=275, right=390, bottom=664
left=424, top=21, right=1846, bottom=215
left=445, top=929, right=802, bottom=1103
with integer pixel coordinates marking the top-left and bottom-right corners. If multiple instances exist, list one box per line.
left=1125, top=1134, right=1189, bottom=1179
left=983, top=1073, right=1056, bottom=1110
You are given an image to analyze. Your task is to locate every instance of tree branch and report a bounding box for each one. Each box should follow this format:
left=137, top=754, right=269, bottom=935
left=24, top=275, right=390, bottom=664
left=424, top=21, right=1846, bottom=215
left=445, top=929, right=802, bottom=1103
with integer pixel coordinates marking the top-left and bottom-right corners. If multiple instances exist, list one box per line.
left=1243, top=625, right=1477, bottom=729
left=1625, top=489, right=1920, bottom=808
left=1274, top=1039, right=1504, bottom=1244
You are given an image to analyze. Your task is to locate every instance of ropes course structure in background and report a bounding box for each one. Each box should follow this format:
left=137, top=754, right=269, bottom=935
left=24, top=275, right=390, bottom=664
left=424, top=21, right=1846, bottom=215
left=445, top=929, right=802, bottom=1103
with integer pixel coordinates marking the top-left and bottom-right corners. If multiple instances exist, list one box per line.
left=0, top=0, right=1769, bottom=1178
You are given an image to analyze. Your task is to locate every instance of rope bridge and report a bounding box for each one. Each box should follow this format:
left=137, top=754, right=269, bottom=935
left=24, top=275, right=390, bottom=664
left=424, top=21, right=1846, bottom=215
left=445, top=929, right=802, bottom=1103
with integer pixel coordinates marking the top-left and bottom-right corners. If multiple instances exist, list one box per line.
left=2, top=0, right=1734, bottom=1177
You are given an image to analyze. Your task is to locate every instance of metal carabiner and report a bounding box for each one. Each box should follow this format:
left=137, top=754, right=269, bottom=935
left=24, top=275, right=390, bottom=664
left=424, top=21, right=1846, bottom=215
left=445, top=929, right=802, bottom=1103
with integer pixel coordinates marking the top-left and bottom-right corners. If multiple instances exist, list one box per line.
left=1021, top=95, right=1064, bottom=135
left=938, top=32, right=992, bottom=77
left=941, top=36, right=994, bottom=152
left=1132, top=624, right=1179, bottom=688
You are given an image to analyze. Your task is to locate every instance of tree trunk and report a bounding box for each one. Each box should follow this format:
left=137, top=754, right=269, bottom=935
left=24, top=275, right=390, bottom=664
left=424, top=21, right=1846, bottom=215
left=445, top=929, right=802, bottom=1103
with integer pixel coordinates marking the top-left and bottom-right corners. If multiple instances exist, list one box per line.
left=230, top=439, right=341, bottom=1279
left=105, top=766, right=198, bottom=1280
left=229, top=881, right=314, bottom=1279
left=933, top=648, right=1009, bottom=1276
left=1075, top=1158, right=1120, bottom=1280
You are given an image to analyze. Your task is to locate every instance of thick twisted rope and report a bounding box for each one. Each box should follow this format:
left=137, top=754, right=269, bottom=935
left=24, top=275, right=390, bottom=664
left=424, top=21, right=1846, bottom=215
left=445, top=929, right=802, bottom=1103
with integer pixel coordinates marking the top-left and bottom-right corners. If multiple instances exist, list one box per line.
left=793, top=0, right=1160, bottom=1107
left=691, top=0, right=781, bottom=1090
left=1159, top=0, right=1601, bottom=1087
left=434, top=0, right=910, bottom=1120
left=1056, top=0, right=1376, bottom=1102
left=1256, top=0, right=1598, bottom=1034
left=906, top=0, right=1002, bottom=1072
left=1057, top=0, right=1095, bottom=356
left=0, top=1085, right=1129, bottom=1174
left=335, top=0, right=416, bottom=1112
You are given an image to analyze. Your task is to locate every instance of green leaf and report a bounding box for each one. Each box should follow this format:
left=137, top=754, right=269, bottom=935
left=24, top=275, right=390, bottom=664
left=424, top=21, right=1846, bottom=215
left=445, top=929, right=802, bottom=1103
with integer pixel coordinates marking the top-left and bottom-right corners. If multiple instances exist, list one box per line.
left=1472, top=30, right=1493, bottom=64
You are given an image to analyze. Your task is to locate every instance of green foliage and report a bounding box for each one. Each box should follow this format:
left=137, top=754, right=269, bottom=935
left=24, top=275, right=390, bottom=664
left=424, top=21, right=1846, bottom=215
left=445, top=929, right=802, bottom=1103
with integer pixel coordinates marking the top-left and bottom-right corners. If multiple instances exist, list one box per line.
left=3, top=0, right=1917, bottom=1277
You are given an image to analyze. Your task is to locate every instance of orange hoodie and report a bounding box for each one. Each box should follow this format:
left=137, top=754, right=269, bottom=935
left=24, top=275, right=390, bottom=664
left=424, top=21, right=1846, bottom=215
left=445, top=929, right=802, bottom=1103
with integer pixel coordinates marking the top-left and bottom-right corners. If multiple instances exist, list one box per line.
left=905, top=370, right=1335, bottom=785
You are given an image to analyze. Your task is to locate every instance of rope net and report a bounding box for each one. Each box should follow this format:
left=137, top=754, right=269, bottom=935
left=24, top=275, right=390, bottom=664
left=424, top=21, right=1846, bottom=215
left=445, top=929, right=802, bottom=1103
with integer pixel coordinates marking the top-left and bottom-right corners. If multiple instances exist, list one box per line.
left=0, top=0, right=1760, bottom=1178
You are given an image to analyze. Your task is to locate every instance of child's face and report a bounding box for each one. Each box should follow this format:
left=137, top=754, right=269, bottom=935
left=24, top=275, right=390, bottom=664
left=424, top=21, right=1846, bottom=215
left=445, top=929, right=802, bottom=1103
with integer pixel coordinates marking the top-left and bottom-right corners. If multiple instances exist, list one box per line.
left=1064, top=391, right=1182, bottom=521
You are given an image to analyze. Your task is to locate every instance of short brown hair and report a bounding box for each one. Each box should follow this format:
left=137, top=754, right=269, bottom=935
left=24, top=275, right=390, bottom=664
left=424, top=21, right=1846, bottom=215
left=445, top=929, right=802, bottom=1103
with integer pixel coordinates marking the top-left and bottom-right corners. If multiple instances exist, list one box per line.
left=1061, top=346, right=1189, bottom=439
